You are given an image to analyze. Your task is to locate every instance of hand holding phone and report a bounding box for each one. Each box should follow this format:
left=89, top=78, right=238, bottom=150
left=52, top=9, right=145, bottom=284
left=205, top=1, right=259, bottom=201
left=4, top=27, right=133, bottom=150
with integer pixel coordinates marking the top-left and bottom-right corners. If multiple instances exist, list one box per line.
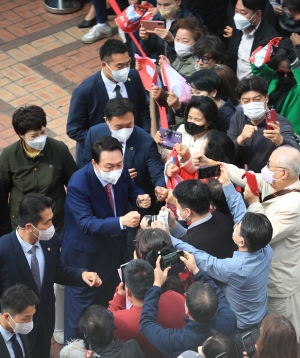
left=198, top=164, right=221, bottom=179
left=242, top=332, right=256, bottom=358
left=266, top=109, right=276, bottom=130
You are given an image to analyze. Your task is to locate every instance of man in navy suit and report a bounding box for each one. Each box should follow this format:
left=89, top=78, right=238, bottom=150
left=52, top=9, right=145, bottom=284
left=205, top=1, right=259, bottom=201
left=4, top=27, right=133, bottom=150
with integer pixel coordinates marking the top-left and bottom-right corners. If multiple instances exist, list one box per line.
left=67, top=38, right=151, bottom=166
left=0, top=193, right=101, bottom=358
left=0, top=284, right=38, bottom=358
left=61, top=135, right=151, bottom=342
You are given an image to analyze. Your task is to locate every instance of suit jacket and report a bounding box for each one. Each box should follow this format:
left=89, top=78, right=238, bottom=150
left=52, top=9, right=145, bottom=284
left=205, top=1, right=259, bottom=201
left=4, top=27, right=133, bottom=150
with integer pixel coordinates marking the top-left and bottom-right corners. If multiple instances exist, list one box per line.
left=225, top=20, right=280, bottom=74
left=66, top=70, right=151, bottom=164
left=227, top=164, right=300, bottom=298
left=0, top=332, right=31, bottom=358
left=81, top=124, right=165, bottom=197
left=0, top=231, right=85, bottom=354
left=61, top=163, right=144, bottom=281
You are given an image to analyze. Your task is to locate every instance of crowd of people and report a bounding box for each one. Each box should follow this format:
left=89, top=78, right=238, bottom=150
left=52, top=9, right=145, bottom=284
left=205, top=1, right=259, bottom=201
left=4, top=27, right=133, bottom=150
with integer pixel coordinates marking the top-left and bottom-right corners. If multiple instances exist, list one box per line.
left=1, top=0, right=300, bottom=357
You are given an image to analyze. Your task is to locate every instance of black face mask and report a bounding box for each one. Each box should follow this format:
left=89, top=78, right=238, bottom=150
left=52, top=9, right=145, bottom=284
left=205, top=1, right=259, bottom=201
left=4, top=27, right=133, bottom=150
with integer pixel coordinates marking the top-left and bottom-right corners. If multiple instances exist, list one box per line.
left=278, top=77, right=296, bottom=92
left=185, top=122, right=206, bottom=136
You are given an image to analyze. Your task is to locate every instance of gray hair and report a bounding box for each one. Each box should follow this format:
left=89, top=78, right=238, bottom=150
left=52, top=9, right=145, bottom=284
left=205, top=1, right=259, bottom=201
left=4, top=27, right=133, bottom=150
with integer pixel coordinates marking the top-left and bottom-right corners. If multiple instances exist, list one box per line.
left=275, top=146, right=300, bottom=177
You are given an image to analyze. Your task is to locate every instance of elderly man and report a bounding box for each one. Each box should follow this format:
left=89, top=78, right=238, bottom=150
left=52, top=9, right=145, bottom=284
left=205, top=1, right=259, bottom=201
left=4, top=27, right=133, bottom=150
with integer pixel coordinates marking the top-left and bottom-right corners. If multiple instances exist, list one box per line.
left=192, top=145, right=300, bottom=341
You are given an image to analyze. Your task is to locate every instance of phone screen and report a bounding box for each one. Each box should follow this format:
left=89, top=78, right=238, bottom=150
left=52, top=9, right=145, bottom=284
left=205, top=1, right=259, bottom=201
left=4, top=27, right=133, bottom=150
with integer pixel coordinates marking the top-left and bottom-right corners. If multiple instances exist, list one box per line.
left=160, top=250, right=184, bottom=270
left=198, top=165, right=221, bottom=179
left=120, top=262, right=130, bottom=288
left=242, top=333, right=256, bottom=358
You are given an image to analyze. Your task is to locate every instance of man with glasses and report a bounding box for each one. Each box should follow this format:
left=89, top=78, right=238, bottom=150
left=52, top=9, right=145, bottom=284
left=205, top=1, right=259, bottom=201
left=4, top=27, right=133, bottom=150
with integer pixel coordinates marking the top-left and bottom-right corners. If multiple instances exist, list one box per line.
left=160, top=163, right=273, bottom=354
left=227, top=75, right=298, bottom=172
left=192, top=145, right=300, bottom=343
left=192, top=35, right=225, bottom=70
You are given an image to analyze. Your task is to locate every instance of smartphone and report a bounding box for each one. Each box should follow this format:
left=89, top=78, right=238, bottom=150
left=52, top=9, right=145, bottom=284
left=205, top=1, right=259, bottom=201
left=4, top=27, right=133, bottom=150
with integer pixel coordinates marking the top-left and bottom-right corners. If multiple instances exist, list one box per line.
left=216, top=353, right=227, bottom=358
left=120, top=262, right=130, bottom=288
left=159, top=250, right=184, bottom=270
left=142, top=20, right=165, bottom=33
left=198, top=165, right=221, bottom=179
left=159, top=127, right=182, bottom=149
left=266, top=109, right=276, bottom=130
left=242, top=332, right=256, bottom=358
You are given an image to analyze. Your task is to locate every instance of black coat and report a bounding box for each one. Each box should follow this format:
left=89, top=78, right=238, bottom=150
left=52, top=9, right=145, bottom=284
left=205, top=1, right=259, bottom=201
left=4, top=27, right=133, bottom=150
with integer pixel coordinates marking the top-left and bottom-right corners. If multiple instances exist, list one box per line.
left=225, top=20, right=280, bottom=74
left=96, top=338, right=146, bottom=358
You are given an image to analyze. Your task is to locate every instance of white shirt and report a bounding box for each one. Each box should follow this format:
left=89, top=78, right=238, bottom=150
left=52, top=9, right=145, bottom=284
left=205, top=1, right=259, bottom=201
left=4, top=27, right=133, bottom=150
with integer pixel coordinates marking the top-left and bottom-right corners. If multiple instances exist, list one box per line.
left=177, top=124, right=208, bottom=158
left=237, top=22, right=261, bottom=80
left=93, top=169, right=125, bottom=230
left=101, top=70, right=128, bottom=99
left=0, top=324, right=25, bottom=358
left=16, top=229, right=45, bottom=286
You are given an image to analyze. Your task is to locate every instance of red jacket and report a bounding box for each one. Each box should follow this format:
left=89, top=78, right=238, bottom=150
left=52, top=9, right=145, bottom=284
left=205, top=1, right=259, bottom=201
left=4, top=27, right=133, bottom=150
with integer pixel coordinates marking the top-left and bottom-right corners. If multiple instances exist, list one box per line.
left=108, top=290, right=186, bottom=358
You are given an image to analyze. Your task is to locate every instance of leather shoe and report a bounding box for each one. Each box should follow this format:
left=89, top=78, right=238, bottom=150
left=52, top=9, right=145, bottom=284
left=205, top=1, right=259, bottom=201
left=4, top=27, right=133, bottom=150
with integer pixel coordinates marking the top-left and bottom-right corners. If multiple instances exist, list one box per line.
left=77, top=18, right=97, bottom=28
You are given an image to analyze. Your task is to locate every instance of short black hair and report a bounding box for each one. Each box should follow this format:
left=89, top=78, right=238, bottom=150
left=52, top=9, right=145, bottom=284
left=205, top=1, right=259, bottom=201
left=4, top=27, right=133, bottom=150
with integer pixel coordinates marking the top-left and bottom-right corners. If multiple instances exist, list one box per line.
left=240, top=212, right=273, bottom=252
left=99, top=39, right=128, bottom=63
left=1, top=284, right=39, bottom=316
left=18, top=193, right=52, bottom=228
left=124, top=260, right=154, bottom=300
left=104, top=98, right=136, bottom=121
left=135, top=228, right=173, bottom=259
left=193, top=35, right=225, bottom=64
left=237, top=0, right=267, bottom=11
left=184, top=96, right=222, bottom=132
left=204, top=179, right=230, bottom=215
left=204, top=130, right=235, bottom=164
left=186, top=282, right=218, bottom=323
left=268, top=49, right=290, bottom=71
left=190, top=69, right=223, bottom=100
left=79, top=305, right=115, bottom=349
left=173, top=180, right=211, bottom=216
left=236, top=75, right=268, bottom=99
left=12, top=105, right=47, bottom=136
left=283, top=0, right=300, bottom=12
left=202, top=331, right=239, bottom=358
left=91, top=135, right=123, bottom=164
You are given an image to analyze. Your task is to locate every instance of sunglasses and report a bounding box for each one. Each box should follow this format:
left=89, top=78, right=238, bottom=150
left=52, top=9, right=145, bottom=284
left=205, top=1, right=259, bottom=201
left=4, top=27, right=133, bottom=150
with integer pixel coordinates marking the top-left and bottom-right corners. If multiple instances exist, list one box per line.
left=276, top=70, right=294, bottom=78
left=193, top=55, right=213, bottom=64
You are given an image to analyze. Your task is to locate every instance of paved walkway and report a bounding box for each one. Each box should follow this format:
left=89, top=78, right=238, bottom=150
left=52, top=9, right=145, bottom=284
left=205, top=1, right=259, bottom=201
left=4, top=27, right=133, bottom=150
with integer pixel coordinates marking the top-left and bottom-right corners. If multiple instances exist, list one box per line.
left=0, top=1, right=120, bottom=356
left=0, top=0, right=120, bottom=157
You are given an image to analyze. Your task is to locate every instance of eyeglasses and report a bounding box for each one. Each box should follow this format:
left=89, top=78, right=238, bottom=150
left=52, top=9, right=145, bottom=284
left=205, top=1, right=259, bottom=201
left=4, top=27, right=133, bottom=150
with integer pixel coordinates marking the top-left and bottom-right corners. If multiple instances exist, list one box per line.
left=266, top=160, right=288, bottom=171
left=276, top=70, right=294, bottom=78
left=193, top=55, right=213, bottom=64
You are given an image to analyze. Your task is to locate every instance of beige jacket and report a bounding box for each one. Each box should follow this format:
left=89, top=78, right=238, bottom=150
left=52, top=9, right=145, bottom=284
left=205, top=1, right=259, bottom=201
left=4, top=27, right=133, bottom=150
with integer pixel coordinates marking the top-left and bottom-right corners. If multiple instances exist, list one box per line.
left=227, top=164, right=300, bottom=298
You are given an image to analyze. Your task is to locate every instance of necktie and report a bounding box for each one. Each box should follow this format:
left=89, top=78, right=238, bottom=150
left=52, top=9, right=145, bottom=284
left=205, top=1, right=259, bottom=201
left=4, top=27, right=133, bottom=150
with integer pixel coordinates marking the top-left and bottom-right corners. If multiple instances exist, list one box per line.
left=105, top=184, right=115, bottom=213
left=11, top=334, right=24, bottom=358
left=114, top=85, right=123, bottom=98
left=29, top=245, right=41, bottom=293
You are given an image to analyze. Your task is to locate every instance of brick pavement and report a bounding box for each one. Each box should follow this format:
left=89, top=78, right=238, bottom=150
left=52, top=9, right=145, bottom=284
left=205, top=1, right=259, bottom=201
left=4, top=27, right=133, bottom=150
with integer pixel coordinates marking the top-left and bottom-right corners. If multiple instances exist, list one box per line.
left=0, top=1, right=121, bottom=356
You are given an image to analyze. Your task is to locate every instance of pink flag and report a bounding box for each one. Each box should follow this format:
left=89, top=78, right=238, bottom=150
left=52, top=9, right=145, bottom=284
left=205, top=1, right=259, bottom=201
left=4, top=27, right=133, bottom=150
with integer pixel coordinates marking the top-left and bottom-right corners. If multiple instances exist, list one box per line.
left=160, top=56, right=191, bottom=104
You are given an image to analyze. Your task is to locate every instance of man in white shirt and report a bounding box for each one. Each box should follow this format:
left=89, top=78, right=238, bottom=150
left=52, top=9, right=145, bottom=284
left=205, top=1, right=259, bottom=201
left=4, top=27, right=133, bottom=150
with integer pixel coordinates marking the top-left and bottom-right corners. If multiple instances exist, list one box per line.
left=225, top=0, right=279, bottom=78
left=67, top=39, right=151, bottom=167
left=0, top=284, right=39, bottom=358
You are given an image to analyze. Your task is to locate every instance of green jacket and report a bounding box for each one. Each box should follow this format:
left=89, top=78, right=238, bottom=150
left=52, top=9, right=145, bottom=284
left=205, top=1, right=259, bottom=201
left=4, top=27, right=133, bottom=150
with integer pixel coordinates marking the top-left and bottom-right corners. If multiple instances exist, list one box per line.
left=251, top=61, right=300, bottom=135
left=0, top=137, right=78, bottom=235
left=172, top=54, right=195, bottom=79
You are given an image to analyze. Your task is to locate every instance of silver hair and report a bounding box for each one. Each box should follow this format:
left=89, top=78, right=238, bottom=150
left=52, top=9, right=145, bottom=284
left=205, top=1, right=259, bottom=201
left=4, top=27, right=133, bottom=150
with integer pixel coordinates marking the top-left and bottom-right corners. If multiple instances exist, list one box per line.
left=59, top=339, right=99, bottom=358
left=275, top=146, right=300, bottom=176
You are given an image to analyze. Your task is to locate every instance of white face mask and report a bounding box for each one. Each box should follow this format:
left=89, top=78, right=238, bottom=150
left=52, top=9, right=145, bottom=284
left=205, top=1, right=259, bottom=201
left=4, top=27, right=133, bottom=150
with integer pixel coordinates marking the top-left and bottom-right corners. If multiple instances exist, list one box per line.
left=95, top=164, right=123, bottom=185
left=234, top=13, right=255, bottom=31
left=23, top=135, right=47, bottom=151
left=31, top=224, right=55, bottom=241
left=261, top=165, right=284, bottom=185
left=243, top=101, right=266, bottom=120
left=111, top=127, right=133, bottom=143
left=174, top=41, right=195, bottom=58
left=176, top=208, right=189, bottom=221
left=106, top=63, right=130, bottom=83
left=8, top=315, right=33, bottom=335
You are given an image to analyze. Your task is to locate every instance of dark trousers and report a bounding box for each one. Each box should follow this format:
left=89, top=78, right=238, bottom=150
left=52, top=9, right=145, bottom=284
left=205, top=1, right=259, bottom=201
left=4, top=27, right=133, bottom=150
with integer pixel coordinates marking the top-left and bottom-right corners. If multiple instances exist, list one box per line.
left=64, top=267, right=121, bottom=344
left=30, top=322, right=50, bottom=358
left=234, top=324, right=261, bottom=357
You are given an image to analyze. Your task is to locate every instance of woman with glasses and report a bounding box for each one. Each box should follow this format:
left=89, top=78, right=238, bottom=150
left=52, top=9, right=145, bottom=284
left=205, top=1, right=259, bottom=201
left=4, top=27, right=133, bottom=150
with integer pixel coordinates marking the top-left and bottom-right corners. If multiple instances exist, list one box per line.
left=250, top=37, right=300, bottom=135
left=0, top=105, right=77, bottom=235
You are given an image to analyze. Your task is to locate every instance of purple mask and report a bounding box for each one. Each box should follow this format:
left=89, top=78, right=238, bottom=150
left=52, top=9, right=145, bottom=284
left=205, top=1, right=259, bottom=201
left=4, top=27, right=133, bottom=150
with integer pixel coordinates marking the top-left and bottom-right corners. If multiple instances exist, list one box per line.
left=261, top=165, right=282, bottom=185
